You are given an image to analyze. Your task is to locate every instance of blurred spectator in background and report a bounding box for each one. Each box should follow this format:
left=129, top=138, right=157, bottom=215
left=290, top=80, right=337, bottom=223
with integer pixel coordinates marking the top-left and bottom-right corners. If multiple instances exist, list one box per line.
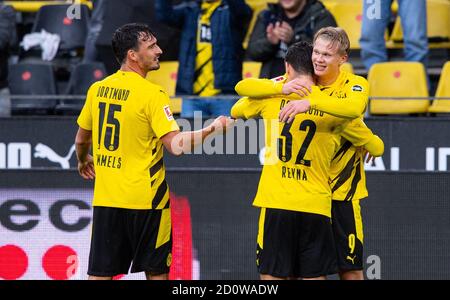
left=0, top=1, right=17, bottom=117
left=83, top=0, right=105, bottom=63
left=93, top=0, right=182, bottom=73
left=360, top=0, right=428, bottom=71
left=156, top=0, right=252, bottom=118
left=246, top=0, right=336, bottom=78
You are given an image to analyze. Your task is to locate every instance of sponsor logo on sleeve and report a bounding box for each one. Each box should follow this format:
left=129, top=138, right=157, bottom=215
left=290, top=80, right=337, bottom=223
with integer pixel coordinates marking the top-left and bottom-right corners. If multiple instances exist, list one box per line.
left=163, top=105, right=174, bottom=121
left=271, top=76, right=285, bottom=82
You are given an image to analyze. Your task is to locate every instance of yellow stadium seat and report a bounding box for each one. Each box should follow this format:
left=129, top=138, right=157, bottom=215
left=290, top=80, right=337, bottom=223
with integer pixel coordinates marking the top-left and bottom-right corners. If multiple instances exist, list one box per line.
left=242, top=61, right=262, bottom=78
left=428, top=61, right=450, bottom=113
left=327, top=1, right=364, bottom=49
left=4, top=1, right=92, bottom=12
left=369, top=62, right=430, bottom=114
left=320, top=0, right=337, bottom=11
left=340, top=62, right=354, bottom=74
left=390, top=0, right=450, bottom=43
left=245, top=0, right=275, bottom=7
left=146, top=61, right=178, bottom=96
left=146, top=61, right=182, bottom=114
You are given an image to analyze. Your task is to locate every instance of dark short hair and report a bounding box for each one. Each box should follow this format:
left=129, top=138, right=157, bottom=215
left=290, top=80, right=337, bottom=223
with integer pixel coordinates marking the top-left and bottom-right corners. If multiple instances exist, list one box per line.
left=285, top=41, right=314, bottom=76
left=112, top=23, right=155, bottom=64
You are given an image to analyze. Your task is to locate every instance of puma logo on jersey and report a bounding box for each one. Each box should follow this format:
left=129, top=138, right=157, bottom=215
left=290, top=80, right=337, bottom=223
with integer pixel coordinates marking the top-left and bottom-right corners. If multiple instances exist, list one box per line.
left=346, top=255, right=357, bottom=264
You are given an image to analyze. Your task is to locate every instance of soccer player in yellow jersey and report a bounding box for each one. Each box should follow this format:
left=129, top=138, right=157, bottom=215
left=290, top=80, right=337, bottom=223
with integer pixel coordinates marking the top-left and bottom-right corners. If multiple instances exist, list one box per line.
left=235, top=27, right=375, bottom=280
left=231, top=41, right=383, bottom=280
left=75, top=23, right=234, bottom=280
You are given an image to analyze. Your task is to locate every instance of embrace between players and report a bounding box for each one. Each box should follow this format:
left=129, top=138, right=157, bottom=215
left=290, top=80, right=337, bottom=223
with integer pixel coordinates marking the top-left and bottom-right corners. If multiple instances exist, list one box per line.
left=75, top=23, right=383, bottom=280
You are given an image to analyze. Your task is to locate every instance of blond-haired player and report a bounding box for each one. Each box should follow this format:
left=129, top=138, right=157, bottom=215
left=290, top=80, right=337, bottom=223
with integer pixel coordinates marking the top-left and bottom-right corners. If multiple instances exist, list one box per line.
left=235, top=27, right=374, bottom=280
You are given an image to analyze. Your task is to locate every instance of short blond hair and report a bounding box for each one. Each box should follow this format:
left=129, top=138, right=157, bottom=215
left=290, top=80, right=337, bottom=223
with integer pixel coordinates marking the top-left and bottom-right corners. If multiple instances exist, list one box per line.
left=313, top=27, right=350, bottom=55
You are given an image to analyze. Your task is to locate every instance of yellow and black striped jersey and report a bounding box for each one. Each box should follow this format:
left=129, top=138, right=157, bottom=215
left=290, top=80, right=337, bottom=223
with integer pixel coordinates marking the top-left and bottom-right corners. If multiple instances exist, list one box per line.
left=193, top=0, right=221, bottom=96
left=231, top=91, right=381, bottom=217
left=234, top=71, right=373, bottom=201
left=317, top=71, right=369, bottom=201
left=77, top=70, right=179, bottom=209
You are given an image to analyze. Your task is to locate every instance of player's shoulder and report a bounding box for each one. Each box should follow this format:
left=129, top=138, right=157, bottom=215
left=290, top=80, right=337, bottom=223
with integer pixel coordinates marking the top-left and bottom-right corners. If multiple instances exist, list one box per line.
left=90, top=73, right=117, bottom=88
left=148, top=82, right=170, bottom=100
left=143, top=79, right=167, bottom=94
left=343, top=71, right=368, bottom=92
left=130, top=76, right=170, bottom=98
left=86, top=73, right=119, bottom=94
left=86, top=80, right=102, bottom=94
left=239, top=96, right=258, bottom=108
left=259, top=96, right=285, bottom=114
left=247, top=95, right=282, bottom=105
left=345, top=71, right=368, bottom=85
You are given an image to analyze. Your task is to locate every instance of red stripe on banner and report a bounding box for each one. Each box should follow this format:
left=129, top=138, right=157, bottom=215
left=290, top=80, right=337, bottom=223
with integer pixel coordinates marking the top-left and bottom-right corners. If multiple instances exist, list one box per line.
left=169, top=193, right=193, bottom=280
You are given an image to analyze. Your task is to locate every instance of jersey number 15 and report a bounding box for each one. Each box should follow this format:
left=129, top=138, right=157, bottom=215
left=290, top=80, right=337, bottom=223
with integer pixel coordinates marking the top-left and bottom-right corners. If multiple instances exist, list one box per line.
left=98, top=102, right=122, bottom=151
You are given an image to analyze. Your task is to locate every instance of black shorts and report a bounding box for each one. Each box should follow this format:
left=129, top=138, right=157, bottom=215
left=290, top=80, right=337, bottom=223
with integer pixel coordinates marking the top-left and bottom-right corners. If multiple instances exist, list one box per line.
left=256, top=208, right=337, bottom=278
left=331, top=199, right=364, bottom=272
left=88, top=206, right=172, bottom=277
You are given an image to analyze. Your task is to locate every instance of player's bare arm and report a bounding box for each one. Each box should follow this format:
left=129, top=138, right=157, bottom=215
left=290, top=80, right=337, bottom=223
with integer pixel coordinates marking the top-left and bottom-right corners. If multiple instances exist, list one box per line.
left=75, top=127, right=95, bottom=180
left=161, top=116, right=235, bottom=156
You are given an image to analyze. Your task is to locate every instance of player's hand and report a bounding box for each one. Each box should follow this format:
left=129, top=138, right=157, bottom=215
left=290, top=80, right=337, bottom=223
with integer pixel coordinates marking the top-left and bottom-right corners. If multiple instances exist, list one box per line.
left=363, top=149, right=375, bottom=164
left=78, top=155, right=95, bottom=180
left=211, top=116, right=236, bottom=134
left=358, top=147, right=375, bottom=164
left=266, top=23, right=280, bottom=45
left=365, top=153, right=375, bottom=164
left=282, top=78, right=312, bottom=97
left=279, top=100, right=311, bottom=123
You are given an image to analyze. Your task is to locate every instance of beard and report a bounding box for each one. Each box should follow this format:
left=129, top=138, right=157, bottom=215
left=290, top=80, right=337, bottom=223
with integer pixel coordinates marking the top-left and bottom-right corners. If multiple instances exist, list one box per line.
left=148, top=60, right=160, bottom=71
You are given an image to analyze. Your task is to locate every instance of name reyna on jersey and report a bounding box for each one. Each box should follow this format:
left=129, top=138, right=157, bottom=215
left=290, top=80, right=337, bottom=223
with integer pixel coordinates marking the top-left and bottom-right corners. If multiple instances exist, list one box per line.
left=97, top=85, right=130, bottom=101
left=281, top=166, right=308, bottom=181
left=277, top=99, right=321, bottom=182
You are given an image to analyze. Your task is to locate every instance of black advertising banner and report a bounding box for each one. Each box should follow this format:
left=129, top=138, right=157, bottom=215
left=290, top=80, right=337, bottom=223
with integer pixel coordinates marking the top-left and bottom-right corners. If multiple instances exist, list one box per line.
left=1, top=117, right=450, bottom=170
